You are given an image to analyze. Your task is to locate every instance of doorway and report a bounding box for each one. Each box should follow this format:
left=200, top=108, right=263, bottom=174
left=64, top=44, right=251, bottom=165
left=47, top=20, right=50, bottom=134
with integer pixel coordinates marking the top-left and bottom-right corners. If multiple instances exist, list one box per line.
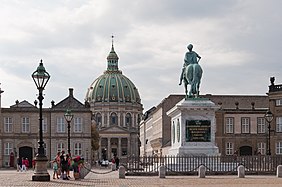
left=19, top=146, right=33, bottom=168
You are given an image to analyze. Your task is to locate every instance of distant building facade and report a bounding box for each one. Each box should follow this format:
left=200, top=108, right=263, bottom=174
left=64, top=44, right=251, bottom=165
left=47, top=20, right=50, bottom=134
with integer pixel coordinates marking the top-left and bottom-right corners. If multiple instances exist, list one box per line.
left=140, top=78, right=282, bottom=157
left=0, top=88, right=92, bottom=168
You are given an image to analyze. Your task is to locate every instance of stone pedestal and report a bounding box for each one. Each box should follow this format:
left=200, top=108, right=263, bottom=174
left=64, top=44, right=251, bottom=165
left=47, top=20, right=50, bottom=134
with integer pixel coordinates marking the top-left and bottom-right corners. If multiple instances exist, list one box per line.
left=32, top=155, right=50, bottom=181
left=167, top=98, right=219, bottom=156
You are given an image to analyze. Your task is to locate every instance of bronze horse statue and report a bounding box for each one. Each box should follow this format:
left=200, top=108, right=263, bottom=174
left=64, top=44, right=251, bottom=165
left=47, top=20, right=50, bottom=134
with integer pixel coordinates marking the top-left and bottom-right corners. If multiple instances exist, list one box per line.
left=183, top=63, right=203, bottom=98
left=179, top=44, right=203, bottom=99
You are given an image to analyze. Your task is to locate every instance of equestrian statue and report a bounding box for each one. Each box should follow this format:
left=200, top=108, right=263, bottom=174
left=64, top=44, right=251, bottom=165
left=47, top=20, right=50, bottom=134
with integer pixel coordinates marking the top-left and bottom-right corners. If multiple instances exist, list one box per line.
left=179, top=44, right=203, bottom=99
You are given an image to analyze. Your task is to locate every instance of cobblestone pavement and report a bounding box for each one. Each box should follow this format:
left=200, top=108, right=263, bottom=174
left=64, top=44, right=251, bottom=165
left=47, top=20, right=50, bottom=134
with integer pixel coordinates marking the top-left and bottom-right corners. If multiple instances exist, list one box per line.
left=0, top=168, right=282, bottom=187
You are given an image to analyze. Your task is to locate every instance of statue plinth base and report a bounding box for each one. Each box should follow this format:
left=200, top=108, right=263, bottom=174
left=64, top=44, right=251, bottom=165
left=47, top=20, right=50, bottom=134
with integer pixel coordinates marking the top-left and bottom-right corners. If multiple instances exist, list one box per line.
left=167, top=98, right=220, bottom=156
left=32, top=155, right=50, bottom=181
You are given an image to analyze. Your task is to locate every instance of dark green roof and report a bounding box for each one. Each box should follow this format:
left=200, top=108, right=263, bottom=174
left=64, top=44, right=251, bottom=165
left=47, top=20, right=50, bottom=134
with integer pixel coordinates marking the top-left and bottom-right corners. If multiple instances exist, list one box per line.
left=85, top=43, right=141, bottom=104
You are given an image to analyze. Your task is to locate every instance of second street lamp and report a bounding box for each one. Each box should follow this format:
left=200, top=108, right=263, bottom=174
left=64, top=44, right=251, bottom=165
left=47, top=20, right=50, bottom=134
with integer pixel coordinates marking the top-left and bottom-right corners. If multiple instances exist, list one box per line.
left=31, top=60, right=50, bottom=181
left=64, top=109, right=73, bottom=156
left=264, top=109, right=273, bottom=156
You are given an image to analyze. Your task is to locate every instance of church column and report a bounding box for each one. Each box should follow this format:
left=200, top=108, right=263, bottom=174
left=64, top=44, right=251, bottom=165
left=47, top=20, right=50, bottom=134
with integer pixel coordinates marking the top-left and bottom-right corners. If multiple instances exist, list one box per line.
left=101, top=113, right=104, bottom=127
left=107, top=112, right=110, bottom=127
left=107, top=138, right=111, bottom=159
left=98, top=139, right=102, bottom=160
left=127, top=138, right=131, bottom=156
left=118, top=138, right=121, bottom=157
left=123, top=113, right=126, bottom=127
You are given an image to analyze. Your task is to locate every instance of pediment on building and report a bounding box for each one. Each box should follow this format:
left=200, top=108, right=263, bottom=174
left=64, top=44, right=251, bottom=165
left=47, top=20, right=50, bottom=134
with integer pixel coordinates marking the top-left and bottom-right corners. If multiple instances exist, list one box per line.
left=99, top=125, right=130, bottom=134
left=10, top=100, right=36, bottom=108
left=53, top=97, right=85, bottom=109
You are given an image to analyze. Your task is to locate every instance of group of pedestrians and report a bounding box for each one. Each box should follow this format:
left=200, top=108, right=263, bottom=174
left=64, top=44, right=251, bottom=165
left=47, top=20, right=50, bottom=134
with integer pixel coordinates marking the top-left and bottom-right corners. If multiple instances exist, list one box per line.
left=52, top=150, right=72, bottom=180
left=16, top=157, right=29, bottom=172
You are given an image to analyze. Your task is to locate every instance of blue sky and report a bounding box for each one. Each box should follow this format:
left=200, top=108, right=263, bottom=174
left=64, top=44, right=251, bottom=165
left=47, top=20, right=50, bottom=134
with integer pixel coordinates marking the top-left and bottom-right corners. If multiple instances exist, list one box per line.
left=0, top=0, right=282, bottom=111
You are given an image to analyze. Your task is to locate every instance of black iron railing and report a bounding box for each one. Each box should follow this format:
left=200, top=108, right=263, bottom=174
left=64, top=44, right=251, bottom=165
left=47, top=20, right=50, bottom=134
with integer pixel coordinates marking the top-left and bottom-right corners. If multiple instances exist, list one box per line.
left=120, top=155, right=282, bottom=175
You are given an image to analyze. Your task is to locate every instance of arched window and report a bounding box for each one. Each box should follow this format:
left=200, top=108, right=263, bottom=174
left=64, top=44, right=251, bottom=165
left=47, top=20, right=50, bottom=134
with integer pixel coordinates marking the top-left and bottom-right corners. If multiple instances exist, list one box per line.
left=96, top=113, right=102, bottom=126
left=125, top=113, right=132, bottom=127
left=110, top=113, right=118, bottom=126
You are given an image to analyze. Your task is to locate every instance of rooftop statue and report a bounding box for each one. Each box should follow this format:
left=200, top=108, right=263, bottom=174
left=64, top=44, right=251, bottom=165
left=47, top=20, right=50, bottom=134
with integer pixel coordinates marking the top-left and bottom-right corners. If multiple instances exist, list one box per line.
left=179, top=44, right=203, bottom=99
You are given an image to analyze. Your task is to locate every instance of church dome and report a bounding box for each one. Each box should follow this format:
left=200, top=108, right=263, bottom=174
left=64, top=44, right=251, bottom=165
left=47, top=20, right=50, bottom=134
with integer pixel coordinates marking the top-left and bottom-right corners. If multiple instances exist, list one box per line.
left=85, top=42, right=141, bottom=104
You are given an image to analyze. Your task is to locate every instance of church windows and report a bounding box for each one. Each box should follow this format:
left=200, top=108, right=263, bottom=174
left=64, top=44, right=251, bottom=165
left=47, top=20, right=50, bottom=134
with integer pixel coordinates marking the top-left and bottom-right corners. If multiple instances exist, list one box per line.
left=4, top=117, right=13, bottom=133
left=110, top=113, right=118, bottom=126
left=96, top=113, right=102, bottom=126
left=125, top=113, right=131, bottom=127
left=57, top=117, right=65, bottom=133
left=22, top=117, right=30, bottom=133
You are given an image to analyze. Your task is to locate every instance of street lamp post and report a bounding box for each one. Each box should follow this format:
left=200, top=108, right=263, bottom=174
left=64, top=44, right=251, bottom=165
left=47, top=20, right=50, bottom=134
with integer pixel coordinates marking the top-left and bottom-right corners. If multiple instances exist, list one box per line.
left=64, top=109, right=73, bottom=156
left=264, top=109, right=273, bottom=156
left=31, top=60, right=50, bottom=181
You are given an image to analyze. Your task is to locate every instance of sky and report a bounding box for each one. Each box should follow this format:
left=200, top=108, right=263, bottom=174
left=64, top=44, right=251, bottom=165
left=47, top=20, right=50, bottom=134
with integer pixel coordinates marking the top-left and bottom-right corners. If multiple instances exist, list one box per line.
left=0, top=0, right=282, bottom=112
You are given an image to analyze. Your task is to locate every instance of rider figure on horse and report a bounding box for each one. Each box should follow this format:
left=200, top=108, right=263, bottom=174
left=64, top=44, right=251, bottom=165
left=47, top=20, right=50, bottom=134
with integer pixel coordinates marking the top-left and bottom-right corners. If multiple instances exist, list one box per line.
left=179, top=44, right=201, bottom=85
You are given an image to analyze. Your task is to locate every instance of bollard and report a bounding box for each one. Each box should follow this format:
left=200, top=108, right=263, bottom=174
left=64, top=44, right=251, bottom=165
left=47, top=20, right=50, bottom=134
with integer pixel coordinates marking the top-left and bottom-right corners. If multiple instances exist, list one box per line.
left=277, top=165, right=282, bottom=178
left=237, top=165, right=245, bottom=178
left=111, top=163, right=116, bottom=171
left=119, top=166, right=125, bottom=179
left=159, top=165, right=166, bottom=178
left=198, top=165, right=206, bottom=178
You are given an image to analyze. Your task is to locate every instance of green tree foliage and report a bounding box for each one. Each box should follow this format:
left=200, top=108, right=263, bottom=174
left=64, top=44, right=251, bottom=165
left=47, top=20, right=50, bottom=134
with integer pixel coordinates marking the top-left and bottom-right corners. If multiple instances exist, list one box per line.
left=91, top=124, right=99, bottom=151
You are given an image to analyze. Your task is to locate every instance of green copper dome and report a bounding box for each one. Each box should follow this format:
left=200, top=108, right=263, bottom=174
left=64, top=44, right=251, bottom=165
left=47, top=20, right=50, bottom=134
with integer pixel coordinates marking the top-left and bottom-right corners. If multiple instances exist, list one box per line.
left=85, top=43, right=141, bottom=104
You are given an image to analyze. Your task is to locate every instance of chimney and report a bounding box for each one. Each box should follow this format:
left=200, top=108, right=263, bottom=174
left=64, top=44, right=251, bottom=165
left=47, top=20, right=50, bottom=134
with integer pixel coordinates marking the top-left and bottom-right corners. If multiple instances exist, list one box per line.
left=0, top=86, right=3, bottom=109
left=69, top=88, right=74, bottom=97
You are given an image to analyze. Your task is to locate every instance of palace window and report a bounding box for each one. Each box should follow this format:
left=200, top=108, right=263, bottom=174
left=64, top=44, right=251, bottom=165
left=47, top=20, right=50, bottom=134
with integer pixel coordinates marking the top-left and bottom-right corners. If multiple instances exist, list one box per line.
left=257, top=142, right=266, bottom=155
left=225, top=117, right=234, bottom=134
left=74, top=117, right=82, bottom=133
left=57, top=117, right=65, bottom=133
left=4, top=117, right=13, bottom=133
left=257, top=117, right=266, bottom=134
left=43, top=117, right=47, bottom=133
left=226, top=142, right=234, bottom=155
left=4, top=142, right=13, bottom=155
left=276, top=117, right=282, bottom=132
left=22, top=117, right=30, bottom=133
left=276, top=99, right=282, bottom=106
left=276, top=141, right=282, bottom=155
left=74, top=143, right=82, bottom=156
left=57, top=143, right=65, bottom=153
left=241, top=117, right=250, bottom=134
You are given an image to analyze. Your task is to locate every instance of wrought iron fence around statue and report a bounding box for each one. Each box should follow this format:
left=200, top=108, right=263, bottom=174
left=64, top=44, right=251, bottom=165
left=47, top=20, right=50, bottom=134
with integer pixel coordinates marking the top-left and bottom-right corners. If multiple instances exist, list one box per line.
left=120, top=155, right=282, bottom=175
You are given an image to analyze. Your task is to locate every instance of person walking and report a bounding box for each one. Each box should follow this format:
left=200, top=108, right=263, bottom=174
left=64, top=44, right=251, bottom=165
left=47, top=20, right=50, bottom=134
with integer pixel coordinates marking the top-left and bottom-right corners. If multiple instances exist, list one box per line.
left=16, top=157, right=22, bottom=172
left=21, top=158, right=26, bottom=172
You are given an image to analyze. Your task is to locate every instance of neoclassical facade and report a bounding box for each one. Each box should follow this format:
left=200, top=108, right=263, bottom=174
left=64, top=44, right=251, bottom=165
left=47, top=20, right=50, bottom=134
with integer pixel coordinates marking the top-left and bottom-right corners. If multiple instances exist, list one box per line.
left=0, top=88, right=92, bottom=168
left=85, top=41, right=143, bottom=160
left=140, top=78, right=282, bottom=157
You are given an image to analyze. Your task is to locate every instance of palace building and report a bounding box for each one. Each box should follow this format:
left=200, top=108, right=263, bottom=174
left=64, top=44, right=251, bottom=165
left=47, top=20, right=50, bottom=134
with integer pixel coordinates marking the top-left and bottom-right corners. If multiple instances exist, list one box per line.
left=0, top=88, right=92, bottom=168
left=140, top=78, right=282, bottom=157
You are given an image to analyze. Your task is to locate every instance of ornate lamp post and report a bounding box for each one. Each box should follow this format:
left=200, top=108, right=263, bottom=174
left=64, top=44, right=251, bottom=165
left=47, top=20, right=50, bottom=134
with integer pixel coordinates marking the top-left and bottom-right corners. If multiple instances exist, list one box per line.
left=31, top=60, right=50, bottom=181
left=64, top=109, right=73, bottom=156
left=264, top=109, right=273, bottom=156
